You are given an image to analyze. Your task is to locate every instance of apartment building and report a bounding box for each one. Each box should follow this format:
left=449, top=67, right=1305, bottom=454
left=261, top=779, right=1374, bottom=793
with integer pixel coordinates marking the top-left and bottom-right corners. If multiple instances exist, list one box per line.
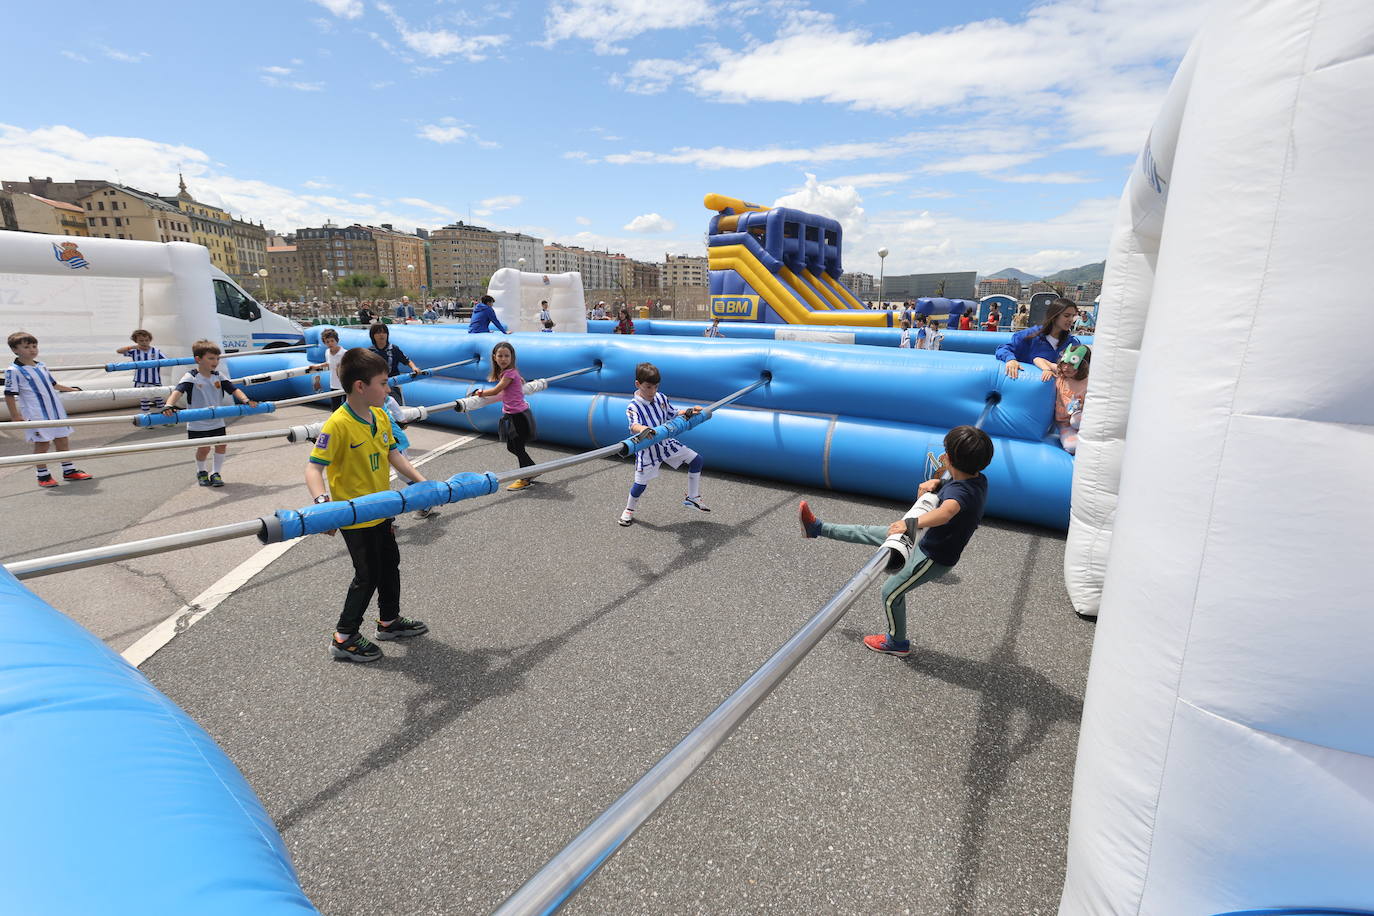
left=294, top=223, right=379, bottom=296
left=0, top=191, right=90, bottom=236
left=232, top=218, right=269, bottom=288
left=76, top=184, right=192, bottom=243
left=266, top=243, right=305, bottom=297
left=430, top=222, right=500, bottom=298
left=662, top=254, right=708, bottom=287
left=363, top=223, right=429, bottom=292
left=494, top=231, right=544, bottom=272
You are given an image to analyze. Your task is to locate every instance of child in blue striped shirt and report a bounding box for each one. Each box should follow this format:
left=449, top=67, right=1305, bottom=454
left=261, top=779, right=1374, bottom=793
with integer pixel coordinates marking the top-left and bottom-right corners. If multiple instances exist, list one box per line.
left=115, top=329, right=167, bottom=413
left=619, top=361, right=708, bottom=527
left=5, top=331, right=93, bottom=488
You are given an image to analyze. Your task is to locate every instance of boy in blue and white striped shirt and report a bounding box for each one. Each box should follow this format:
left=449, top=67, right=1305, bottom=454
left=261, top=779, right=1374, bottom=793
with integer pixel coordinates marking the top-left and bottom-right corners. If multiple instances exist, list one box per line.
left=115, top=329, right=167, bottom=412
left=4, top=331, right=93, bottom=488
left=619, top=361, right=710, bottom=526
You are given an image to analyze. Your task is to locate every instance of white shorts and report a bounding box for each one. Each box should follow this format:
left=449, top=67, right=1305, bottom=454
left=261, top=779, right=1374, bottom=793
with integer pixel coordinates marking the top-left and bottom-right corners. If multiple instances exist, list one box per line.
left=634, top=446, right=698, bottom=485
left=26, top=425, right=73, bottom=443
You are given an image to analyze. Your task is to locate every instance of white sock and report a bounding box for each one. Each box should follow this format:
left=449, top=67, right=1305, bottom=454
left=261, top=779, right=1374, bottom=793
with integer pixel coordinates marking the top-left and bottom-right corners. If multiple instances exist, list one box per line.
left=195, top=458, right=209, bottom=473
left=625, top=494, right=639, bottom=511
left=687, top=472, right=702, bottom=500
left=212, top=452, right=225, bottom=473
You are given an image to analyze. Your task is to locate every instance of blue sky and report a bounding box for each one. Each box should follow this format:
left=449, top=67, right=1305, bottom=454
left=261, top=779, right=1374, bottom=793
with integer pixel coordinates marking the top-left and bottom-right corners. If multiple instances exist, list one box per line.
left=0, top=0, right=1203, bottom=276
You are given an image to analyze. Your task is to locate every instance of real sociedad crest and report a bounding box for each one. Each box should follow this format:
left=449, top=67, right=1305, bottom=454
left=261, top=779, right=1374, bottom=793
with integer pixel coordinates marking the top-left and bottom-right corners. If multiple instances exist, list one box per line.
left=52, top=241, right=90, bottom=270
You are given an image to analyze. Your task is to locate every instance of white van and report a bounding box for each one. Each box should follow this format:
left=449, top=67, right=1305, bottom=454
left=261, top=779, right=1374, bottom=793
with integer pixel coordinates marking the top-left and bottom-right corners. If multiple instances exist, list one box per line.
left=0, top=233, right=303, bottom=393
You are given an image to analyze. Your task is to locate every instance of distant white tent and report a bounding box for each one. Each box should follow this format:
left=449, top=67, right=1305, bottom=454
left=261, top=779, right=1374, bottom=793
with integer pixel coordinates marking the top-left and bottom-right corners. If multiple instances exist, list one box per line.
left=487, top=269, right=586, bottom=333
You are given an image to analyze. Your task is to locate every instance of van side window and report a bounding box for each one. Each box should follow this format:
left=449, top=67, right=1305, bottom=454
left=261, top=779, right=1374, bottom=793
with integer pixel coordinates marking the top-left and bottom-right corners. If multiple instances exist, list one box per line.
left=213, top=280, right=261, bottom=321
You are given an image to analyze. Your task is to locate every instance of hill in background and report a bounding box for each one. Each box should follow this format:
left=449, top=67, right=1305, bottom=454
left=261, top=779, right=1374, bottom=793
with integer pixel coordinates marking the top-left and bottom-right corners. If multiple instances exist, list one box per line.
left=980, top=262, right=1106, bottom=287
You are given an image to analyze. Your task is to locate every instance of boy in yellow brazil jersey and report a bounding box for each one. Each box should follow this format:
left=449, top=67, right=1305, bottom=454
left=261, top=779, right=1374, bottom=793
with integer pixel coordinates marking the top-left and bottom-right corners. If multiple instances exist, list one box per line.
left=306, top=348, right=429, bottom=663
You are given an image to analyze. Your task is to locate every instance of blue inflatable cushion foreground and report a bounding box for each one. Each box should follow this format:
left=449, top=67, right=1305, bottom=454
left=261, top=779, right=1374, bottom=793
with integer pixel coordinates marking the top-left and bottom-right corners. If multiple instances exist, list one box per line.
left=0, top=567, right=317, bottom=915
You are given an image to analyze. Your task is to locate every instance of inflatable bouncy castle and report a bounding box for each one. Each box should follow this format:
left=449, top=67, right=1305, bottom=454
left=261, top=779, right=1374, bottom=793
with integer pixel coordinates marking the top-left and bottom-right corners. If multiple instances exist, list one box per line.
left=704, top=194, right=975, bottom=326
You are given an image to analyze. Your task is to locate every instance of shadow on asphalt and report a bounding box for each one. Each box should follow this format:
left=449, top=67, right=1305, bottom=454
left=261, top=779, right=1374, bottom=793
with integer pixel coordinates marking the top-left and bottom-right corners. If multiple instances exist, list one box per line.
left=837, top=535, right=1084, bottom=916
left=275, top=489, right=797, bottom=834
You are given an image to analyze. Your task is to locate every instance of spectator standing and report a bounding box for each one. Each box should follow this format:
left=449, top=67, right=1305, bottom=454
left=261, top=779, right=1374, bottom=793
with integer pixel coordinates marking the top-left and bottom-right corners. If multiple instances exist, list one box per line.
left=1011, top=306, right=1030, bottom=331
left=959, top=310, right=973, bottom=331
left=614, top=308, right=635, bottom=335
left=591, top=302, right=607, bottom=320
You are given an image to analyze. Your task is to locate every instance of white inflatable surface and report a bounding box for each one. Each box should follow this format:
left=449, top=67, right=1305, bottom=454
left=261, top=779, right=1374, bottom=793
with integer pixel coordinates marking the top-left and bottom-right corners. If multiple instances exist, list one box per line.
left=487, top=268, right=587, bottom=333
left=1061, top=0, right=1374, bottom=912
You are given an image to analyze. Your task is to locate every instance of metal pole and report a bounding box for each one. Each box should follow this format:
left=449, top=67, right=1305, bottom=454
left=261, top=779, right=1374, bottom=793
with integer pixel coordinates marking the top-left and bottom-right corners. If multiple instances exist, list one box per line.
left=5, top=519, right=266, bottom=580
left=46, top=343, right=319, bottom=373
left=493, top=547, right=890, bottom=916
left=0, top=425, right=298, bottom=469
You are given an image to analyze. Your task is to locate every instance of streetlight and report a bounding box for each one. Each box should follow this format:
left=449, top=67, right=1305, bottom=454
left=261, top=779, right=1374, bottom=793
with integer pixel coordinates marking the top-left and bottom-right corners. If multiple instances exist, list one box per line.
left=517, top=257, right=526, bottom=273
left=321, top=269, right=331, bottom=318
left=877, top=247, right=889, bottom=309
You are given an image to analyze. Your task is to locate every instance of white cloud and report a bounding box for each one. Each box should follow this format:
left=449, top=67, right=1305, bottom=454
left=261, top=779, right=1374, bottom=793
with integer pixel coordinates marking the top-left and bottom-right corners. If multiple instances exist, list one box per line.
left=0, top=122, right=464, bottom=237
left=370, top=80, right=394, bottom=90
left=353, top=192, right=373, bottom=199
left=612, top=58, right=700, bottom=94
left=61, top=50, right=90, bottom=63
left=310, top=0, right=362, bottom=19
left=922, top=153, right=1039, bottom=175
left=262, top=65, right=293, bottom=76
left=603, top=138, right=914, bottom=170
left=417, top=118, right=469, bottom=143
left=261, top=73, right=325, bottom=92
left=575, top=216, right=592, bottom=226
left=992, top=171, right=1097, bottom=185
left=101, top=46, right=150, bottom=63
left=623, top=213, right=676, bottom=233
left=398, top=197, right=459, bottom=218
left=376, top=1, right=507, bottom=61
left=619, top=0, right=1203, bottom=157
left=773, top=174, right=864, bottom=226
left=473, top=195, right=523, bottom=217
left=545, top=0, right=712, bottom=54
left=303, top=179, right=332, bottom=190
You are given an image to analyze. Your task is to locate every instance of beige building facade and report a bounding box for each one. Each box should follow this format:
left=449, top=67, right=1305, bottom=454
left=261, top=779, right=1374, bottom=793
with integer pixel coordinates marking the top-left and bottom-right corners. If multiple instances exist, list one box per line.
left=662, top=254, right=708, bottom=287
left=363, top=224, right=429, bottom=293
left=77, top=184, right=192, bottom=243
left=430, top=222, right=500, bottom=298
left=0, top=191, right=90, bottom=236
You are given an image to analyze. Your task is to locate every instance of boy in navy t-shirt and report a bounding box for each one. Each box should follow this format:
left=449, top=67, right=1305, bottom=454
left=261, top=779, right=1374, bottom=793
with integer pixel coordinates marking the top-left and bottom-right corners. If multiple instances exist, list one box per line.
left=798, top=425, right=993, bottom=657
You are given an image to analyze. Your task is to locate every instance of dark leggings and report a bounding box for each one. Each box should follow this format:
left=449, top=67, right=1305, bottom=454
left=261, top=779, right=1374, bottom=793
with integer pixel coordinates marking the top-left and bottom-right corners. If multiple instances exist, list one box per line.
left=502, top=409, right=535, bottom=469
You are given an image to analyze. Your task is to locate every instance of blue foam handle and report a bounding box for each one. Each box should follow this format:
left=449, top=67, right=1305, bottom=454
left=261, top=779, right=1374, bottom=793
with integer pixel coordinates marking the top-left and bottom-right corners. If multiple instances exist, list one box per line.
left=389, top=368, right=431, bottom=386
left=105, top=357, right=196, bottom=372
left=618, top=410, right=708, bottom=456
left=135, top=402, right=277, bottom=427
left=274, top=471, right=498, bottom=540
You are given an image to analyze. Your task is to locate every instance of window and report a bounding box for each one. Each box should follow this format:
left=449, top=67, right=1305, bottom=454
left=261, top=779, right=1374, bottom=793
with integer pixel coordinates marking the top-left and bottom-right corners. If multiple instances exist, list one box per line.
left=85, top=202, right=91, bottom=210
left=101, top=217, right=108, bottom=226
left=97, top=201, right=105, bottom=210
left=113, top=217, right=121, bottom=227
left=214, top=279, right=261, bottom=321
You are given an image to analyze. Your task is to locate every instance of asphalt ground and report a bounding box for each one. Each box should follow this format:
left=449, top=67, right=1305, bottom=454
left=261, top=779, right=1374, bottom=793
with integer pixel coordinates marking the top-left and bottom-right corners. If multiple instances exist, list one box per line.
left=123, top=428, right=1096, bottom=916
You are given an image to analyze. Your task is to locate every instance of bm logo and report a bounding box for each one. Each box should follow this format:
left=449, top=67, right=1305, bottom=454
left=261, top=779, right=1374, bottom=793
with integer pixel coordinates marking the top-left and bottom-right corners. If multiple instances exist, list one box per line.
left=711, top=295, right=759, bottom=320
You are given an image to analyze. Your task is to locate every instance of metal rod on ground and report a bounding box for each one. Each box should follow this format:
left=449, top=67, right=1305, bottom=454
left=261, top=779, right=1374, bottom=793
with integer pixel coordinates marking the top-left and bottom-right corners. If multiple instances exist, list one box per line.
left=5, top=520, right=267, bottom=580
left=0, top=425, right=304, bottom=468
left=1, top=386, right=344, bottom=432
left=492, top=548, right=891, bottom=916
left=492, top=387, right=993, bottom=916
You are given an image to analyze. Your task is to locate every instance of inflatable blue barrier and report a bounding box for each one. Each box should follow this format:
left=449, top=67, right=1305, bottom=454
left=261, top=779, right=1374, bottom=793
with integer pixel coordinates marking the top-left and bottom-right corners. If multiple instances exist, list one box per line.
left=261, top=327, right=1075, bottom=528
left=0, top=567, right=316, bottom=914
left=135, top=400, right=278, bottom=427
left=580, top=318, right=1092, bottom=356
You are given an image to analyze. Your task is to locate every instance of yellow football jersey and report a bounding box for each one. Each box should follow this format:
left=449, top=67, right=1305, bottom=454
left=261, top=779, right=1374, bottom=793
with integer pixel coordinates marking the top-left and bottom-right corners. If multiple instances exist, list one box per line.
left=308, top=403, right=397, bottom=529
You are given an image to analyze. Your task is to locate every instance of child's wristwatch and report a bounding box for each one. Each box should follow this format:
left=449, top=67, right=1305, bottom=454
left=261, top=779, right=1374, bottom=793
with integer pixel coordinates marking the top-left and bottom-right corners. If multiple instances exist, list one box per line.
left=314, top=494, right=330, bottom=504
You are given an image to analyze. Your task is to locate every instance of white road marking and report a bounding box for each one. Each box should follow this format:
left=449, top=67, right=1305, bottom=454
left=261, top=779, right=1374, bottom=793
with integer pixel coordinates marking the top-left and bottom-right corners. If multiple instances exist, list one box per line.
left=123, top=433, right=480, bottom=667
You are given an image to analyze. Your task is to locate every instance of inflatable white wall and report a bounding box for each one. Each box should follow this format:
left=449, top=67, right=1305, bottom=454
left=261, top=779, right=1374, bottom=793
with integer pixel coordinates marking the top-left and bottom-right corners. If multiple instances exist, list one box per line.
left=1063, top=48, right=1195, bottom=619
left=487, top=268, right=587, bottom=333
left=1061, top=0, right=1374, bottom=912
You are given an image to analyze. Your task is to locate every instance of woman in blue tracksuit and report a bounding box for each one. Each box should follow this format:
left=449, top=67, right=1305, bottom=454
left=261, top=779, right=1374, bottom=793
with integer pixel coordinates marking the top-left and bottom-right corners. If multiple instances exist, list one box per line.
left=994, top=297, right=1082, bottom=380
left=467, top=295, right=510, bottom=334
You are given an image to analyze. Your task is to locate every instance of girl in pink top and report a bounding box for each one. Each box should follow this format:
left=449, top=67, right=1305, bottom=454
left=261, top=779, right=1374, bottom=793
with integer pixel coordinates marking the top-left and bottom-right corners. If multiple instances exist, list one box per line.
left=472, top=341, right=538, bottom=490
left=1054, top=344, right=1090, bottom=455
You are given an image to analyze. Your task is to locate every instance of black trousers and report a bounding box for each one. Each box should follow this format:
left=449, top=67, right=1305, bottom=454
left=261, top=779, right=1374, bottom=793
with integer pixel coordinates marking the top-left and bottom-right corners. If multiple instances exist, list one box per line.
left=500, top=409, right=536, bottom=469
left=337, top=520, right=400, bottom=634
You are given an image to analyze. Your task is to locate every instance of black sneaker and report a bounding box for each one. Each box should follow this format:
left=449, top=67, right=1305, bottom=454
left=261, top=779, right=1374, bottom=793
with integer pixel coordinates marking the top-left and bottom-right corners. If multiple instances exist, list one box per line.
left=331, top=632, right=383, bottom=662
left=376, top=616, right=428, bottom=641
left=197, top=471, right=211, bottom=487
left=209, top=472, right=225, bottom=488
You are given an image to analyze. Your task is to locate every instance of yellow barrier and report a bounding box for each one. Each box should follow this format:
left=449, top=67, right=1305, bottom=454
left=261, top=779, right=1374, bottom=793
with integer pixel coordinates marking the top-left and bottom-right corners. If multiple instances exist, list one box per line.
left=779, top=265, right=832, bottom=311
left=708, top=245, right=890, bottom=327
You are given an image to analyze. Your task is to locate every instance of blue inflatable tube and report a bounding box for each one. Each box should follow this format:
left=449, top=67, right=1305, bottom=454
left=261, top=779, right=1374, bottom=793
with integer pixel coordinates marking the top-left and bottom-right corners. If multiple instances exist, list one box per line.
left=583, top=319, right=1092, bottom=356
left=0, top=568, right=316, bottom=914
left=279, top=328, right=1073, bottom=528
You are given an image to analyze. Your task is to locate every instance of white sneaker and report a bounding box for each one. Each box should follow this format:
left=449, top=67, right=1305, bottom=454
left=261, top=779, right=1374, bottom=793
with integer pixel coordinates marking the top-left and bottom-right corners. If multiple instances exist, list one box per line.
left=618, top=508, right=635, bottom=526
left=414, top=507, right=437, bottom=520
left=683, top=495, right=710, bottom=512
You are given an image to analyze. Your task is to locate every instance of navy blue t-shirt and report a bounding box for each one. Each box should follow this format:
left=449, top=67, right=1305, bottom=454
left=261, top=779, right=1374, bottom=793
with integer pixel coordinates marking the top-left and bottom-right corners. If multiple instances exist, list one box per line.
left=369, top=344, right=409, bottom=377
left=918, top=474, right=988, bottom=567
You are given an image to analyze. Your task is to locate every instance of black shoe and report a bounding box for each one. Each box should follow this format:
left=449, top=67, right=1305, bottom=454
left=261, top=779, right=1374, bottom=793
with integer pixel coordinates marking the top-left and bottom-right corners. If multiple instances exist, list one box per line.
left=209, top=472, right=225, bottom=488
left=376, top=616, right=428, bottom=641
left=197, top=471, right=211, bottom=487
left=331, top=632, right=383, bottom=662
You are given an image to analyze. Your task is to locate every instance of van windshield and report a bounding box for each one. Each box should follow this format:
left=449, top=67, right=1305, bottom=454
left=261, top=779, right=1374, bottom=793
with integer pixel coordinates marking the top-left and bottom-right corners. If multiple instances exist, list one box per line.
left=214, top=280, right=261, bottom=321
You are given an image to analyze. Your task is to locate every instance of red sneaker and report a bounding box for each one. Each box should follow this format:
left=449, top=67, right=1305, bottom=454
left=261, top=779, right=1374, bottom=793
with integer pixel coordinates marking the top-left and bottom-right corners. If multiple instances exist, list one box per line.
left=798, top=500, right=821, bottom=538
left=62, top=469, right=93, bottom=481
left=37, top=476, right=58, bottom=488
left=863, top=634, right=911, bottom=657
